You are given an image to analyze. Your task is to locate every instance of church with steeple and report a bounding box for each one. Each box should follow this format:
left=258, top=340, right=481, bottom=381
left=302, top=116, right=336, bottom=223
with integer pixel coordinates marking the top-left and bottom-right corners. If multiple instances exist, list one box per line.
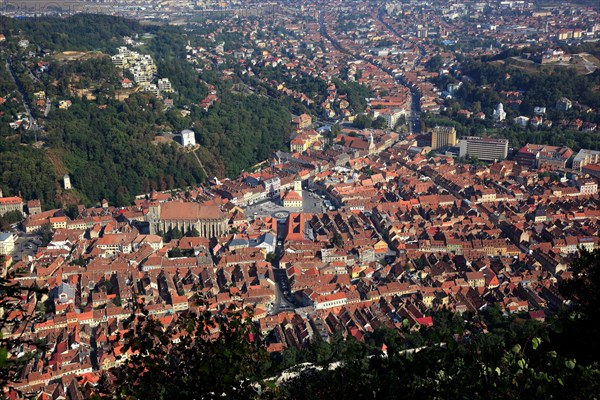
left=368, top=131, right=375, bottom=155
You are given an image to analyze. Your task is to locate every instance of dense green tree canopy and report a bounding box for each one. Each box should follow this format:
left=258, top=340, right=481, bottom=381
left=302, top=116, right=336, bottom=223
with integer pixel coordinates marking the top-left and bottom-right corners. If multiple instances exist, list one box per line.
left=0, top=15, right=141, bottom=53
left=0, top=15, right=293, bottom=207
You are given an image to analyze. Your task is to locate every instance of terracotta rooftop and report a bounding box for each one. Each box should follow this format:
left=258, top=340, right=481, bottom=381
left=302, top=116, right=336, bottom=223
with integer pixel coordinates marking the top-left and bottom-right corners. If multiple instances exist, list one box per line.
left=0, top=196, right=22, bottom=205
left=160, top=201, right=226, bottom=221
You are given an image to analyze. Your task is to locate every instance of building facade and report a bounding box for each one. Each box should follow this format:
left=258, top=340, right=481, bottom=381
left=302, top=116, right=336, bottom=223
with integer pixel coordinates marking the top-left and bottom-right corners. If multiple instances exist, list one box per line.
left=431, top=126, right=457, bottom=149
left=27, top=200, right=42, bottom=215
left=573, top=149, right=600, bottom=170
left=515, top=144, right=573, bottom=169
left=372, top=108, right=407, bottom=129
left=0, top=232, right=15, bottom=255
left=292, top=113, right=312, bottom=130
left=181, top=129, right=196, bottom=147
left=458, top=136, right=509, bottom=161
left=0, top=197, right=23, bottom=217
left=63, top=174, right=72, bottom=190
left=290, top=129, right=322, bottom=154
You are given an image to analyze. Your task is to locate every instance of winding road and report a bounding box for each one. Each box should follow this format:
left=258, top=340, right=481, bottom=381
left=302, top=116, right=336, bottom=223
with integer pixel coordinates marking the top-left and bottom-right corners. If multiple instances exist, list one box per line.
left=6, top=58, right=36, bottom=131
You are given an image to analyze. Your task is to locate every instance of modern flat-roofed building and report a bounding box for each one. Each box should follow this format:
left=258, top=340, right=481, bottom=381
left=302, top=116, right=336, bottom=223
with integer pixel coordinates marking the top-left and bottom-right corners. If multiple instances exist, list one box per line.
left=0, top=232, right=15, bottom=255
left=372, top=108, right=407, bottom=129
left=458, top=136, right=509, bottom=161
left=573, top=149, right=600, bottom=170
left=431, top=126, right=457, bottom=150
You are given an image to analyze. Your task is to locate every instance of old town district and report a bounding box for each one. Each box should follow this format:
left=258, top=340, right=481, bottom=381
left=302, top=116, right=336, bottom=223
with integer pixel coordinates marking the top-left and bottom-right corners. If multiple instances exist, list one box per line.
left=1, top=121, right=600, bottom=397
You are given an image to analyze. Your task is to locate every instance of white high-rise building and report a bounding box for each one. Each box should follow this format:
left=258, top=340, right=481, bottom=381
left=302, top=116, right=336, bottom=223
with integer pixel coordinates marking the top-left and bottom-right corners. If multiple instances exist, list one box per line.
left=458, top=136, right=509, bottom=161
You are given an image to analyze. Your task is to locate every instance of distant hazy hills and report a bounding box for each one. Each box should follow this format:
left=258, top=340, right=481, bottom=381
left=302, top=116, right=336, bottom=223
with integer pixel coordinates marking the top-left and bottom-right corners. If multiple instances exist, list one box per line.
left=2, top=0, right=116, bottom=14
left=538, top=0, right=600, bottom=8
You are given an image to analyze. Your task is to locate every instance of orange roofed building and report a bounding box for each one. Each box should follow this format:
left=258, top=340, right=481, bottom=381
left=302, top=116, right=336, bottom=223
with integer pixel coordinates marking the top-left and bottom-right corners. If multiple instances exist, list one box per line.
left=292, top=113, right=312, bottom=130
left=282, top=190, right=303, bottom=208
left=290, top=129, right=322, bottom=154
left=0, top=196, right=23, bottom=217
left=286, top=213, right=305, bottom=241
left=146, top=200, right=228, bottom=238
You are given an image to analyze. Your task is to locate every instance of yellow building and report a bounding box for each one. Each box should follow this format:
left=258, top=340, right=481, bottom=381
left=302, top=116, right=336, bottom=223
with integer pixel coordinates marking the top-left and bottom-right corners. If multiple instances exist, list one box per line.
left=480, top=189, right=497, bottom=203
left=292, top=113, right=312, bottom=130
left=431, top=126, right=457, bottom=149
left=290, top=129, right=322, bottom=153
left=49, top=216, right=68, bottom=229
left=282, top=190, right=302, bottom=208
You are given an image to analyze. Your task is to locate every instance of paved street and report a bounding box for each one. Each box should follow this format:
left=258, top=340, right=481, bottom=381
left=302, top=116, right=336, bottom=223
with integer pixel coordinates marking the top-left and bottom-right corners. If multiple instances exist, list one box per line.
left=11, top=233, right=41, bottom=262
left=302, top=190, right=327, bottom=214
left=270, top=268, right=296, bottom=315
left=245, top=190, right=325, bottom=218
